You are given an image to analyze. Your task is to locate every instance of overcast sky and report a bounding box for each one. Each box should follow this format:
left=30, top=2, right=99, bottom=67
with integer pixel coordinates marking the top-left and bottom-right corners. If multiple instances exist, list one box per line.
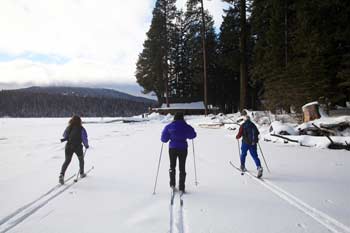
left=0, top=0, right=229, bottom=96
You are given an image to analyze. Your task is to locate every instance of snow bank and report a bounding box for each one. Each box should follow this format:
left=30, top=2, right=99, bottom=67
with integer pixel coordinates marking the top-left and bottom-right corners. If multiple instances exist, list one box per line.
left=83, top=112, right=350, bottom=150
left=183, top=112, right=350, bottom=150
left=298, top=116, right=350, bottom=133
left=269, top=121, right=298, bottom=135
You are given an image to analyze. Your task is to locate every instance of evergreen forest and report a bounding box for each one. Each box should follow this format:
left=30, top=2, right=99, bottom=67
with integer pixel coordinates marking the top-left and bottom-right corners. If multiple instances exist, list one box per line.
left=136, top=0, right=350, bottom=113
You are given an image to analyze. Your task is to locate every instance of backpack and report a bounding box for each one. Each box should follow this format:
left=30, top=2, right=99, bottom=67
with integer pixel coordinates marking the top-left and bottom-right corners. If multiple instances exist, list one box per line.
left=67, top=126, right=82, bottom=146
left=242, top=121, right=259, bottom=145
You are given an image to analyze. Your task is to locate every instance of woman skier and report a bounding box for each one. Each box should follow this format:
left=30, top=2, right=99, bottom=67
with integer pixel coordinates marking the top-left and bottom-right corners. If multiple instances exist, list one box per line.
left=59, top=115, right=89, bottom=184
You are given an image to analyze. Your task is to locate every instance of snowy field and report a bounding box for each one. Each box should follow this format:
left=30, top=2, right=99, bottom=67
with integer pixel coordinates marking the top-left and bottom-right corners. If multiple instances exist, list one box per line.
left=0, top=116, right=349, bottom=233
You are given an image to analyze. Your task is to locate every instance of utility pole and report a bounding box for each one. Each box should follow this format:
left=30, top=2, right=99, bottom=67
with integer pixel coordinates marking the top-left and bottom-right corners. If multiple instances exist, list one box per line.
left=200, top=0, right=208, bottom=116
left=164, top=1, right=170, bottom=107
left=284, top=0, right=288, bottom=67
left=239, top=0, right=247, bottom=111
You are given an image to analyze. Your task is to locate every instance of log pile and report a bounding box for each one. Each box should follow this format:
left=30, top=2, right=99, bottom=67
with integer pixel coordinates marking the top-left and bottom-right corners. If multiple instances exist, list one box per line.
left=298, top=122, right=350, bottom=137
left=319, top=122, right=350, bottom=135
left=311, top=123, right=350, bottom=150
left=269, top=121, right=350, bottom=150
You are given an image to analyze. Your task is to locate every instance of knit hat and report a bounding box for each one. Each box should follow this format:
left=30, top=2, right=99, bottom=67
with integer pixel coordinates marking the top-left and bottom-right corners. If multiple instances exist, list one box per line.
left=174, top=112, right=184, bottom=121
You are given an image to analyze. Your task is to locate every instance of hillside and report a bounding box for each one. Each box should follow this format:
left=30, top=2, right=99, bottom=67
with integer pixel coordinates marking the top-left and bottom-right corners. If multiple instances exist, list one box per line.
left=0, top=86, right=157, bottom=117
left=22, top=86, right=155, bottom=104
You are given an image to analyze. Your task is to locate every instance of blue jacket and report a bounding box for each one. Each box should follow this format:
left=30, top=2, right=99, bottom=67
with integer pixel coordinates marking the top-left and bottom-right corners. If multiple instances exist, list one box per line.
left=161, top=120, right=197, bottom=150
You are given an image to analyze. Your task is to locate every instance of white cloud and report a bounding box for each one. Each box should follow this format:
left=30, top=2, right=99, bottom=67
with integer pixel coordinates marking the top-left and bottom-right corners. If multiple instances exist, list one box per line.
left=0, top=58, right=133, bottom=84
left=0, top=0, right=153, bottom=58
left=0, top=0, right=228, bottom=90
left=176, top=0, right=229, bottom=30
left=0, top=0, right=154, bottom=87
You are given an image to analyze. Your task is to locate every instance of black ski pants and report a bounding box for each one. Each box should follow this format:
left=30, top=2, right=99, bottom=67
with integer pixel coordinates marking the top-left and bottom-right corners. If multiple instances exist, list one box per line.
left=169, top=148, right=187, bottom=191
left=60, top=144, right=84, bottom=176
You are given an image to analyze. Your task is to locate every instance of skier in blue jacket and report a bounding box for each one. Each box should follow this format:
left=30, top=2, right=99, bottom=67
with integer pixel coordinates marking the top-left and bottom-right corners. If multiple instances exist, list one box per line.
left=59, top=115, right=89, bottom=184
left=161, top=112, right=196, bottom=192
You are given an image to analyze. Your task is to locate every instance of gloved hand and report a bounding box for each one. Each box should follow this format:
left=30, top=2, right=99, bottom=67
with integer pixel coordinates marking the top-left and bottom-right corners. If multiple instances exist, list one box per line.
left=60, top=138, right=66, bottom=143
left=85, top=145, right=89, bottom=149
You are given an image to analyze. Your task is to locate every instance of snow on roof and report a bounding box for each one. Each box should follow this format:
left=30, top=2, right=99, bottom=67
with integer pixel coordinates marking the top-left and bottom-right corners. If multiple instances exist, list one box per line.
left=159, top=101, right=205, bottom=110
left=302, top=101, right=319, bottom=110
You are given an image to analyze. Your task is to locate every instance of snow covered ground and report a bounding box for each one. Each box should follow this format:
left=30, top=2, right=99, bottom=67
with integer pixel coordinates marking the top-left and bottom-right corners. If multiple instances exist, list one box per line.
left=0, top=116, right=349, bottom=233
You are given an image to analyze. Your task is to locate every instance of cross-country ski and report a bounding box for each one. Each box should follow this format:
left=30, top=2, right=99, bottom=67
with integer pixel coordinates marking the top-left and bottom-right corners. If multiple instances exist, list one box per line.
left=169, top=188, right=186, bottom=233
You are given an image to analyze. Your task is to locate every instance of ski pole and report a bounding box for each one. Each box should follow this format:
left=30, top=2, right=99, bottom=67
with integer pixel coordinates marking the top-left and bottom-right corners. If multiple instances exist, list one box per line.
left=74, top=148, right=88, bottom=182
left=153, top=143, right=164, bottom=195
left=237, top=139, right=241, bottom=158
left=237, top=139, right=243, bottom=166
left=258, top=142, right=271, bottom=173
left=192, top=139, right=198, bottom=186
left=237, top=139, right=246, bottom=175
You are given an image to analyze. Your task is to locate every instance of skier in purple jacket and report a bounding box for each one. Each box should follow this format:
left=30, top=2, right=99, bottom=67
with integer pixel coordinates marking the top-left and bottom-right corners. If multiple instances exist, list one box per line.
left=161, top=112, right=197, bottom=192
left=59, top=115, right=89, bottom=184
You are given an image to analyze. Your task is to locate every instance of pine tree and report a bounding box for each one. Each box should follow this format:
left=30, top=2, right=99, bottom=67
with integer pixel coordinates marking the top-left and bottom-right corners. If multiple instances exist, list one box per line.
left=250, top=0, right=289, bottom=111
left=285, top=0, right=345, bottom=109
left=222, top=0, right=249, bottom=110
left=181, top=0, right=217, bottom=102
left=217, top=6, right=241, bottom=112
left=136, top=0, right=177, bottom=104
left=332, top=0, right=350, bottom=106
left=250, top=0, right=350, bottom=111
left=168, top=10, right=189, bottom=100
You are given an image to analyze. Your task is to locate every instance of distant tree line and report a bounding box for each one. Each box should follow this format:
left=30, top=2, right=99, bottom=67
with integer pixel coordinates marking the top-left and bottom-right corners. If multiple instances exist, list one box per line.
left=136, top=0, right=350, bottom=113
left=0, top=90, right=154, bottom=117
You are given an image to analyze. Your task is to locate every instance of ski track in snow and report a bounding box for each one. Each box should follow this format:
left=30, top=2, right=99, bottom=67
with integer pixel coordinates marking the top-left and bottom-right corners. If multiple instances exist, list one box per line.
left=0, top=183, right=75, bottom=233
left=0, top=173, right=76, bottom=227
left=178, top=194, right=186, bottom=233
left=230, top=162, right=350, bottom=233
left=169, top=204, right=174, bottom=233
left=0, top=167, right=94, bottom=233
left=170, top=191, right=186, bottom=233
left=169, top=190, right=175, bottom=233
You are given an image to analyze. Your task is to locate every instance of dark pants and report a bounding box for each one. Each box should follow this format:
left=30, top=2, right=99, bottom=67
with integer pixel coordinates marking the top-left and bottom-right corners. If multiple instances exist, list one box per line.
left=60, top=144, right=84, bottom=176
left=169, top=148, right=187, bottom=191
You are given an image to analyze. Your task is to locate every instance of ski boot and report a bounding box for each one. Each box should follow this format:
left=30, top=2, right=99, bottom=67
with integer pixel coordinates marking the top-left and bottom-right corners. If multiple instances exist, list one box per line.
left=240, top=165, right=247, bottom=172
left=179, top=185, right=185, bottom=196
left=80, top=173, right=86, bottom=178
left=257, top=166, right=263, bottom=178
left=59, top=174, right=64, bottom=185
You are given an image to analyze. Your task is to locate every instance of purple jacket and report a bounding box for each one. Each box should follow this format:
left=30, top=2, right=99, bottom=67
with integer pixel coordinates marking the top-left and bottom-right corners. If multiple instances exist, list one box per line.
left=161, top=120, right=197, bottom=150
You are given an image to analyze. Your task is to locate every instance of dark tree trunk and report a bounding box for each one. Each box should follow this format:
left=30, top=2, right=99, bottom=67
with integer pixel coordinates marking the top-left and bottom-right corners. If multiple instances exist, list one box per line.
left=239, top=0, right=247, bottom=111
